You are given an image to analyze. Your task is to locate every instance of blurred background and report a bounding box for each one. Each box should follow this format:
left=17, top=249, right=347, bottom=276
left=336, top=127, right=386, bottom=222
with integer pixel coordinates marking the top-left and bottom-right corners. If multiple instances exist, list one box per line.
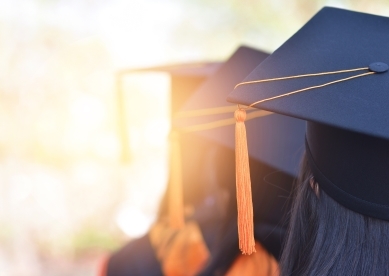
left=0, top=0, right=388, bottom=275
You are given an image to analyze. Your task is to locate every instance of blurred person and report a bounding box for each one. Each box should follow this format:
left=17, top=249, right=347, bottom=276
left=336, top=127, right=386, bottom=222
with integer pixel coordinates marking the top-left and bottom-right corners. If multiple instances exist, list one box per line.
left=229, top=7, right=389, bottom=276
left=100, top=61, right=221, bottom=276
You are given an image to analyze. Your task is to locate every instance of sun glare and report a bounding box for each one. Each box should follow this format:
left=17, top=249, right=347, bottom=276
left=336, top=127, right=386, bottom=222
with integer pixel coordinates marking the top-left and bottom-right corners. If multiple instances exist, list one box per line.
left=115, top=205, right=156, bottom=238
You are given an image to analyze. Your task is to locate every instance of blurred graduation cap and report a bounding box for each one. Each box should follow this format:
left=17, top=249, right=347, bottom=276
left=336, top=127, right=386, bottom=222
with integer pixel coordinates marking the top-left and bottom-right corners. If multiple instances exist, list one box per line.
left=229, top=6, right=389, bottom=249
left=116, top=61, right=221, bottom=162
left=173, top=45, right=306, bottom=259
left=119, top=62, right=221, bottom=114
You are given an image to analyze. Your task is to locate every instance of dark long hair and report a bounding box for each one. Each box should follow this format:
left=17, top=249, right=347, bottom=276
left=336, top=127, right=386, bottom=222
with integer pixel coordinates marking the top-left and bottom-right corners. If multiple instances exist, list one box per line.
left=280, top=153, right=389, bottom=276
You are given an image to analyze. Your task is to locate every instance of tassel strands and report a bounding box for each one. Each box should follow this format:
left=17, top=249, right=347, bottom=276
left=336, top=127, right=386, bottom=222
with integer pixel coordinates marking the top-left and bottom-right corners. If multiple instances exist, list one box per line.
left=168, top=131, right=185, bottom=229
left=234, top=108, right=255, bottom=255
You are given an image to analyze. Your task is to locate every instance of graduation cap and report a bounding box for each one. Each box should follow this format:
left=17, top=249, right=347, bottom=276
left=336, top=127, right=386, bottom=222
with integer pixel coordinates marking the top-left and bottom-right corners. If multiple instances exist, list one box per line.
left=229, top=7, right=389, bottom=254
left=116, top=61, right=221, bottom=162
left=174, top=46, right=306, bottom=257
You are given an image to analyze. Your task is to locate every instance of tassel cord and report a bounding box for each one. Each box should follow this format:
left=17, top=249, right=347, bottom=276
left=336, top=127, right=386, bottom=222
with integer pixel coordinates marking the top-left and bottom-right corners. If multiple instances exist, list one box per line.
left=169, top=131, right=185, bottom=229
left=235, top=109, right=256, bottom=255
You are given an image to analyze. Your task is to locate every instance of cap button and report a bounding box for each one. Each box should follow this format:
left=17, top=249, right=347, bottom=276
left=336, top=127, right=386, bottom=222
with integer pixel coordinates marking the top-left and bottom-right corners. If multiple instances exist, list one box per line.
left=369, top=62, right=389, bottom=73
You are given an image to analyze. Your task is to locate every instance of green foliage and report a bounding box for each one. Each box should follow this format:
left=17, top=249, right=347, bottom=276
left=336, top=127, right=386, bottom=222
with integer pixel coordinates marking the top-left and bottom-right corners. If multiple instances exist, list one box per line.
left=72, top=228, right=122, bottom=255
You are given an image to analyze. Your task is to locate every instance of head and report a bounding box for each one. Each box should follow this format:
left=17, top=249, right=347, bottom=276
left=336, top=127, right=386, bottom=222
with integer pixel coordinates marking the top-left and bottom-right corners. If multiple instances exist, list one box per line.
left=280, top=153, right=389, bottom=276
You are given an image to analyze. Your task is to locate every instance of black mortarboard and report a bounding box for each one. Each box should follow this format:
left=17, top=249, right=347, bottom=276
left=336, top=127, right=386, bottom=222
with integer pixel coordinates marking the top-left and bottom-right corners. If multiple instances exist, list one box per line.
left=229, top=8, right=389, bottom=223
left=177, top=46, right=306, bottom=257
left=180, top=46, right=305, bottom=178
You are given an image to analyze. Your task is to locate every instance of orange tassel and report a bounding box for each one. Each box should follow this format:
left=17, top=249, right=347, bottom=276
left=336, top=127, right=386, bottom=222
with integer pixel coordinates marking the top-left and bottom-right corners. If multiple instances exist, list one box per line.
left=168, top=131, right=185, bottom=229
left=235, top=109, right=255, bottom=255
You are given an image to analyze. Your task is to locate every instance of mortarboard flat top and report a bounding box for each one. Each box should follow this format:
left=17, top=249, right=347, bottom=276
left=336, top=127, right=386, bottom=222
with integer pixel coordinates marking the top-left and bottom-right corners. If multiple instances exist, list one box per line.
left=229, top=7, right=389, bottom=139
left=180, top=46, right=306, bottom=177
left=228, top=7, right=389, bottom=221
left=118, top=62, right=222, bottom=77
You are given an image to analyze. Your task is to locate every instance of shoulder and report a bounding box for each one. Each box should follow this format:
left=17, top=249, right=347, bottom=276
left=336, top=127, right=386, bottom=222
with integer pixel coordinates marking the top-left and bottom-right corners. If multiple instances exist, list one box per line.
left=106, top=234, right=163, bottom=276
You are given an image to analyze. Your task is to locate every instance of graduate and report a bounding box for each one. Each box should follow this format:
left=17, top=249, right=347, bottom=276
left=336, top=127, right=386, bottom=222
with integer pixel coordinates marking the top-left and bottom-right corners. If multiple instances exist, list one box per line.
left=103, top=61, right=219, bottom=276
left=229, top=7, right=389, bottom=275
left=178, top=46, right=305, bottom=275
